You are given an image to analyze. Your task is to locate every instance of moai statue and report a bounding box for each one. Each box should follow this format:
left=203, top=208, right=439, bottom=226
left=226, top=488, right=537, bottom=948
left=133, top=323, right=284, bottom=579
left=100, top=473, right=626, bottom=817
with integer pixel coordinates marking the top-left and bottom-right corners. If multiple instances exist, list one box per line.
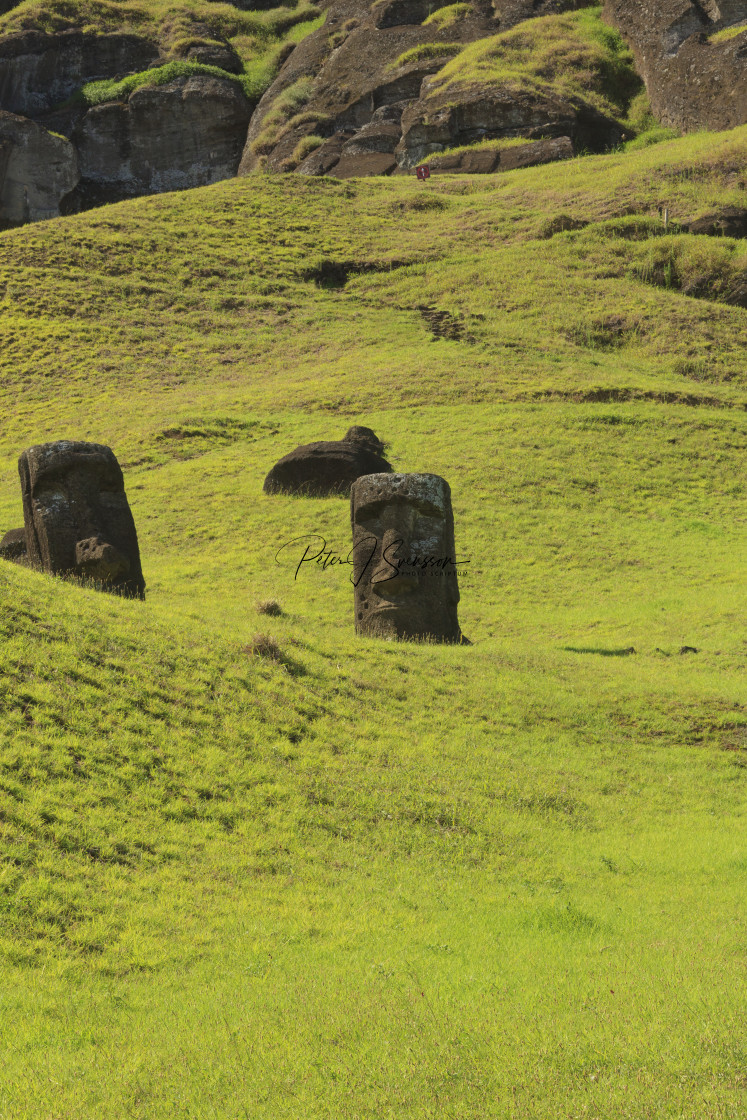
left=19, top=440, right=145, bottom=599
left=350, top=472, right=463, bottom=643
left=263, top=427, right=391, bottom=497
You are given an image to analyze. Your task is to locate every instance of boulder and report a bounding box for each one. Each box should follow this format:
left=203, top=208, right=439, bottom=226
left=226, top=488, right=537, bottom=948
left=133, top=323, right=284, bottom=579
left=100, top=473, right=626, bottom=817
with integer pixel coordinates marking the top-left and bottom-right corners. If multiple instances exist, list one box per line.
left=263, top=429, right=392, bottom=495
left=173, top=37, right=243, bottom=75
left=397, top=86, right=620, bottom=168
left=296, top=132, right=350, bottom=175
left=371, top=0, right=454, bottom=29
left=0, top=30, right=159, bottom=118
left=428, top=135, right=573, bottom=173
left=339, top=117, right=402, bottom=155
left=602, top=0, right=747, bottom=132
left=332, top=151, right=398, bottom=177
left=686, top=208, right=747, bottom=238
left=0, top=527, right=27, bottom=561
left=74, top=75, right=252, bottom=199
left=0, top=110, right=79, bottom=224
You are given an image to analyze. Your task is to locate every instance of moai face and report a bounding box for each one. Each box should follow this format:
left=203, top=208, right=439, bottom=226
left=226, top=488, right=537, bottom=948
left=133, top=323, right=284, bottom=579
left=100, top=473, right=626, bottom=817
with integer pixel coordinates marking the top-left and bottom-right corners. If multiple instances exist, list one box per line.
left=350, top=473, right=461, bottom=643
left=19, top=441, right=145, bottom=599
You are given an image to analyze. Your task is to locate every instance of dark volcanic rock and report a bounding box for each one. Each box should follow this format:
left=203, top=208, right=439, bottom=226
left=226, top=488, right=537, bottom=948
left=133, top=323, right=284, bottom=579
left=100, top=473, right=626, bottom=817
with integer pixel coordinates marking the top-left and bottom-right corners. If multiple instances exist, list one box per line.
left=296, top=132, right=350, bottom=175
left=0, top=30, right=159, bottom=118
left=0, top=527, right=27, bottom=561
left=493, top=0, right=600, bottom=27
left=333, top=150, right=398, bottom=177
left=428, top=134, right=573, bottom=173
left=340, top=117, right=402, bottom=155
left=371, top=0, right=454, bottom=29
left=175, top=40, right=243, bottom=74
left=263, top=430, right=392, bottom=495
left=0, top=110, right=79, bottom=224
left=19, top=440, right=145, bottom=599
left=397, top=86, right=621, bottom=168
left=238, top=0, right=502, bottom=176
left=350, top=472, right=463, bottom=643
left=602, top=0, right=747, bottom=132
left=74, top=75, right=252, bottom=199
left=686, top=208, right=747, bottom=238
left=344, top=426, right=386, bottom=454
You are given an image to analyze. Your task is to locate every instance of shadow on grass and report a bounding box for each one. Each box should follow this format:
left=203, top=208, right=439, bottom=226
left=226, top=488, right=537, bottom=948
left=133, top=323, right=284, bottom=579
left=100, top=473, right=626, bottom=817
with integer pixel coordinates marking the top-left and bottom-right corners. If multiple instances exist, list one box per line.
left=562, top=646, right=636, bottom=656
left=242, top=634, right=308, bottom=676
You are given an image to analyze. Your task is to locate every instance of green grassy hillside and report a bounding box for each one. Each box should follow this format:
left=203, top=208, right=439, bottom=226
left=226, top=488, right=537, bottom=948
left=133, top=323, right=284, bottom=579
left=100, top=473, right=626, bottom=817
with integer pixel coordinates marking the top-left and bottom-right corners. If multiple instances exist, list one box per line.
left=0, top=131, right=745, bottom=1118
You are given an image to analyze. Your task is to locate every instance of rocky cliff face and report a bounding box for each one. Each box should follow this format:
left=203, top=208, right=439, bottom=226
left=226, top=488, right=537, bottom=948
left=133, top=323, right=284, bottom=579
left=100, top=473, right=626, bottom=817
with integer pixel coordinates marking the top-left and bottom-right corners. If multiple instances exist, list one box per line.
left=74, top=75, right=253, bottom=202
left=602, top=0, right=747, bottom=132
left=0, top=110, right=78, bottom=224
left=238, top=0, right=504, bottom=176
left=239, top=0, right=635, bottom=178
left=0, top=0, right=745, bottom=226
left=0, top=30, right=159, bottom=117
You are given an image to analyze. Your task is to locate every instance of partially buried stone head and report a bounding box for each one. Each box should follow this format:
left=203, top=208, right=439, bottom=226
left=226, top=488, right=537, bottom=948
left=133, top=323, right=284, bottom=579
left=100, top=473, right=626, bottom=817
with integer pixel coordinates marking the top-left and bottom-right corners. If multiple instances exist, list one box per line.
left=350, top=472, right=462, bottom=644
left=19, top=440, right=145, bottom=599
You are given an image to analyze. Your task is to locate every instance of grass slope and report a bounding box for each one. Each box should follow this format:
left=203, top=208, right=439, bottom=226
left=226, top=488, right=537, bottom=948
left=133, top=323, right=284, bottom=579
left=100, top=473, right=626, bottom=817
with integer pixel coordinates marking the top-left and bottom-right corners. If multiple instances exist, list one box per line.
left=0, top=131, right=745, bottom=1118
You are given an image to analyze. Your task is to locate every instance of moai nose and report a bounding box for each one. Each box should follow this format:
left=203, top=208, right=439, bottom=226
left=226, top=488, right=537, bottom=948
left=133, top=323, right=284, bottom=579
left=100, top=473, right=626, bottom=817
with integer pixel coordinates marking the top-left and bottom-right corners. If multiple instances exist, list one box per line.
left=372, top=528, right=418, bottom=595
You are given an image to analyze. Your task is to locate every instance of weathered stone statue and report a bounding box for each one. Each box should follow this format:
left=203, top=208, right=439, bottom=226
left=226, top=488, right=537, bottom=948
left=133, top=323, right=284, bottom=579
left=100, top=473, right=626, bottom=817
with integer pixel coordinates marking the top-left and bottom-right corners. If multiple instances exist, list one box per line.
left=263, top=427, right=392, bottom=496
left=0, top=527, right=27, bottom=561
left=350, top=472, right=463, bottom=643
left=342, top=426, right=386, bottom=455
left=18, top=440, right=145, bottom=599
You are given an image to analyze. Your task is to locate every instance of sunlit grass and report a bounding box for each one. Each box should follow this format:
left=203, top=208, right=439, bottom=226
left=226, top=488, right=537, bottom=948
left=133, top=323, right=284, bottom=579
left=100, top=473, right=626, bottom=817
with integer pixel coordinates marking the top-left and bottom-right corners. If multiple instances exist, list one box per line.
left=0, top=126, right=745, bottom=1118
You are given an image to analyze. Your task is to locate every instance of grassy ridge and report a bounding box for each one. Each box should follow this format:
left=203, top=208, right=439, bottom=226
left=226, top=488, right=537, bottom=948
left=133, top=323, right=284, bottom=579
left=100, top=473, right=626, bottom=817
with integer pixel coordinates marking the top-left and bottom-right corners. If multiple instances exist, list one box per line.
left=0, top=129, right=745, bottom=432
left=431, top=8, right=642, bottom=125
left=0, top=131, right=745, bottom=1117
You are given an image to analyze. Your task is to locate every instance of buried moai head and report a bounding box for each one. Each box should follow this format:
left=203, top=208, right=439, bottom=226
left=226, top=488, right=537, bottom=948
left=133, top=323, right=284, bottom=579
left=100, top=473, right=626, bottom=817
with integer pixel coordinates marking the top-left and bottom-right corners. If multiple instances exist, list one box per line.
left=350, top=472, right=462, bottom=643
left=343, top=426, right=386, bottom=455
left=19, top=441, right=145, bottom=599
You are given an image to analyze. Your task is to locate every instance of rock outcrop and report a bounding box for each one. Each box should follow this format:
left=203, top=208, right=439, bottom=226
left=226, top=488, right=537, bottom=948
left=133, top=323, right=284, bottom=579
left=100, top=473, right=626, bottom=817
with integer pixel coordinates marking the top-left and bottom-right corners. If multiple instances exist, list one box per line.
left=74, top=75, right=253, bottom=200
left=239, top=0, right=504, bottom=175
left=240, top=0, right=635, bottom=178
left=602, top=0, right=747, bottom=132
left=0, top=30, right=159, bottom=118
left=0, top=110, right=79, bottom=224
left=396, top=88, right=620, bottom=169
left=426, top=135, right=573, bottom=173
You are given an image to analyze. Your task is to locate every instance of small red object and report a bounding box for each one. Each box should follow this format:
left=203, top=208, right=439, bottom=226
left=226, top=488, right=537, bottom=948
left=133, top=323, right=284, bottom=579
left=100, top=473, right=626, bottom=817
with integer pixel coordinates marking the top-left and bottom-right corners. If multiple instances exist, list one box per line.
left=416, top=164, right=431, bottom=181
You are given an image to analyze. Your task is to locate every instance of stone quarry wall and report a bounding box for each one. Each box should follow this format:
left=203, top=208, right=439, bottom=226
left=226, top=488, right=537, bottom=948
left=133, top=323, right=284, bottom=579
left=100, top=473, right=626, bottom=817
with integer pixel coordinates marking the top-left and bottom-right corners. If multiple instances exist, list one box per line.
left=0, top=30, right=159, bottom=117
left=0, top=110, right=78, bottom=224
left=602, top=0, right=747, bottom=132
left=75, top=76, right=253, bottom=202
left=238, top=0, right=631, bottom=178
left=0, top=0, right=745, bottom=225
